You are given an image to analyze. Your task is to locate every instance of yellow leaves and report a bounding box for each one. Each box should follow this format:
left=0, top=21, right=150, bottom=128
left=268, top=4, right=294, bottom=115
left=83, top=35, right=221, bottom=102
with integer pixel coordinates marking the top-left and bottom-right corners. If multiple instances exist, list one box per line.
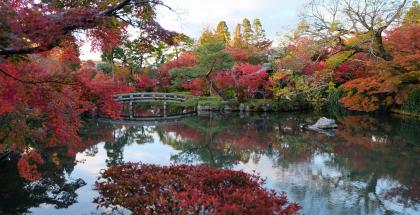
left=344, top=32, right=373, bottom=47
left=325, top=51, right=354, bottom=69
left=273, top=87, right=291, bottom=97
left=51, top=152, right=61, bottom=166
left=21, top=37, right=40, bottom=49
left=293, top=21, right=310, bottom=37
left=270, top=71, right=291, bottom=82
left=328, top=21, right=343, bottom=34
left=403, top=1, right=420, bottom=25
left=385, top=96, right=394, bottom=106
left=399, top=70, right=420, bottom=83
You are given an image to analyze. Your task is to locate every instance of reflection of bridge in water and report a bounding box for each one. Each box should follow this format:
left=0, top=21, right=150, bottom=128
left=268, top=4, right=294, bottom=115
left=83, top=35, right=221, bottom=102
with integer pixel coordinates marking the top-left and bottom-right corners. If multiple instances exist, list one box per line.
left=114, top=92, right=196, bottom=120
left=97, top=113, right=196, bottom=126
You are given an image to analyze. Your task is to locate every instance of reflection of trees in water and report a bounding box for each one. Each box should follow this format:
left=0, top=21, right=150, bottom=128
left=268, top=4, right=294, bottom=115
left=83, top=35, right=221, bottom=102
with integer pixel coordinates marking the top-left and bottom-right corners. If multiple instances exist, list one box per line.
left=104, top=125, right=154, bottom=166
left=0, top=121, right=115, bottom=214
left=0, top=149, right=86, bottom=214
left=156, top=114, right=278, bottom=168
left=272, top=114, right=420, bottom=213
left=156, top=113, right=420, bottom=213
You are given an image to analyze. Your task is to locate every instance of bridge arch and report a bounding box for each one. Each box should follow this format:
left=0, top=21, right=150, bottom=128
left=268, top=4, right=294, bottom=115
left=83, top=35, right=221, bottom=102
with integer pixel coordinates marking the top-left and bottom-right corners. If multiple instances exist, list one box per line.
left=114, top=92, right=195, bottom=119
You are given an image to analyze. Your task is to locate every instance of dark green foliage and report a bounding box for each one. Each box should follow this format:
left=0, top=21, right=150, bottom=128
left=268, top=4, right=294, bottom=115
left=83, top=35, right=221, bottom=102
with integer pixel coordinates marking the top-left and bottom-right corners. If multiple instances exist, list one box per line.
left=402, top=89, right=420, bottom=114
left=96, top=63, right=112, bottom=75
left=195, top=41, right=233, bottom=72
left=182, top=97, right=227, bottom=109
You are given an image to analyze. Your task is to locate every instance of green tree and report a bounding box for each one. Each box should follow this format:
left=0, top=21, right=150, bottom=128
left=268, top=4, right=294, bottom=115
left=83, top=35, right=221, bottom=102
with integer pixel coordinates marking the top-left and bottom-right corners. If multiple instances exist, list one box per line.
left=170, top=42, right=233, bottom=99
left=242, top=18, right=253, bottom=47
left=252, top=19, right=271, bottom=50
left=215, top=21, right=231, bottom=43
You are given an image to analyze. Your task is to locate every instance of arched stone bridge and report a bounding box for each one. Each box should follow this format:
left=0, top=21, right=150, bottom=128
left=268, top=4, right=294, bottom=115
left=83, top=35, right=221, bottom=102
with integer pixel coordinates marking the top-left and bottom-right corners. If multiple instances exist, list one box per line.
left=113, top=92, right=195, bottom=119
left=114, top=92, right=194, bottom=103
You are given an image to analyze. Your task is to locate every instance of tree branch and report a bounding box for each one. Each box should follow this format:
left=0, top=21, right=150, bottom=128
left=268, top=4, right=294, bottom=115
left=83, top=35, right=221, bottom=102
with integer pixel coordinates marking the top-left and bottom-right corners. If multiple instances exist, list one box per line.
left=0, top=0, right=133, bottom=57
left=0, top=67, right=78, bottom=85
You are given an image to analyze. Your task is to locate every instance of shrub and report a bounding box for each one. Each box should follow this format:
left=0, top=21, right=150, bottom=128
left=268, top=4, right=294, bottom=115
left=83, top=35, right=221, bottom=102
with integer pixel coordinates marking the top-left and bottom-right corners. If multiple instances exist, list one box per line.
left=95, top=163, right=301, bottom=215
left=182, top=97, right=228, bottom=109
left=402, top=89, right=420, bottom=114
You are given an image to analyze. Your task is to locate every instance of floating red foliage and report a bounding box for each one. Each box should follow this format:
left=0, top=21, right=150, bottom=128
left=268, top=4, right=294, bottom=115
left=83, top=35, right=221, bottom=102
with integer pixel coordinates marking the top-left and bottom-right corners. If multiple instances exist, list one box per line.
left=95, top=163, right=300, bottom=215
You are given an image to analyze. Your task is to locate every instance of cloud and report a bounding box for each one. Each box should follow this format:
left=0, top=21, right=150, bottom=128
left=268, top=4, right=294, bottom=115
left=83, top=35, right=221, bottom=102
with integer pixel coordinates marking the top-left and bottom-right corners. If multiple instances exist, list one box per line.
left=81, top=0, right=308, bottom=60
left=157, top=0, right=307, bottom=39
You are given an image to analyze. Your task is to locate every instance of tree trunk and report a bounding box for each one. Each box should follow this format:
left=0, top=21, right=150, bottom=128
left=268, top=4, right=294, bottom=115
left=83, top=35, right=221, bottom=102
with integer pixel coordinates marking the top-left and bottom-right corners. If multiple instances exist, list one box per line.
left=206, top=76, right=229, bottom=101
left=374, top=32, right=393, bottom=61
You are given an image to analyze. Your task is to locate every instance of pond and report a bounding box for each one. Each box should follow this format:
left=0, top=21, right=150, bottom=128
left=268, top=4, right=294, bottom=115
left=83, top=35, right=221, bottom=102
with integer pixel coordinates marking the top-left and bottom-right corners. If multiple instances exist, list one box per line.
left=1, top=112, right=419, bottom=215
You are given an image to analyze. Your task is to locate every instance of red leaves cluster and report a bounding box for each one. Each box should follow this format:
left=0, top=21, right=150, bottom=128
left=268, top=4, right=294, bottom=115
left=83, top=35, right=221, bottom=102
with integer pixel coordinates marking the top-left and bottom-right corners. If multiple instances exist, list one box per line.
left=213, top=63, right=270, bottom=98
left=303, top=61, right=327, bottom=75
left=333, top=56, right=370, bottom=83
left=182, top=78, right=208, bottom=96
left=134, top=75, right=157, bottom=92
left=0, top=50, right=132, bottom=165
left=157, top=52, right=197, bottom=90
left=385, top=24, right=420, bottom=71
left=78, top=68, right=133, bottom=119
left=95, top=163, right=300, bottom=215
left=17, top=151, right=45, bottom=181
left=225, top=48, right=250, bottom=62
left=337, top=25, right=420, bottom=112
left=159, top=52, right=197, bottom=74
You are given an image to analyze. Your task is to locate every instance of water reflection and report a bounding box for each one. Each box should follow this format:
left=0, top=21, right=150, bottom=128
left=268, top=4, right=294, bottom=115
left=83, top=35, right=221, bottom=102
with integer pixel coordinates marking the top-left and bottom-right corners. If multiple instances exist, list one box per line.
left=153, top=113, right=420, bottom=214
left=0, top=112, right=419, bottom=214
left=0, top=146, right=86, bottom=214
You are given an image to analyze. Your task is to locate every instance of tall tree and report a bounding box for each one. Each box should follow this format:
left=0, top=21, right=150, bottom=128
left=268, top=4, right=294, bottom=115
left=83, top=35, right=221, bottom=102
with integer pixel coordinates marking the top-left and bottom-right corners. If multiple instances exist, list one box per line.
left=215, top=21, right=231, bottom=43
left=232, top=24, right=244, bottom=48
left=198, top=27, right=217, bottom=46
left=302, top=0, right=410, bottom=61
left=252, top=19, right=272, bottom=50
left=170, top=42, right=233, bottom=99
left=242, top=18, right=253, bottom=47
left=172, top=34, right=195, bottom=60
left=0, top=0, right=176, bottom=174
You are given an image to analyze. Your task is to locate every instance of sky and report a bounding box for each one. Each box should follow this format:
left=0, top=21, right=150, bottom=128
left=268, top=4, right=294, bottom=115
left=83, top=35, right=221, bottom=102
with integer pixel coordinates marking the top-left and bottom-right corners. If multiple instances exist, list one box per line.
left=80, top=0, right=308, bottom=60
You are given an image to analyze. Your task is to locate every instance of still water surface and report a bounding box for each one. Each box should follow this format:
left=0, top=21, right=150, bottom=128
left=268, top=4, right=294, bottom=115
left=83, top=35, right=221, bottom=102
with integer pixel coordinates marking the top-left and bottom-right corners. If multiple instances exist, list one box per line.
left=1, top=112, right=419, bottom=215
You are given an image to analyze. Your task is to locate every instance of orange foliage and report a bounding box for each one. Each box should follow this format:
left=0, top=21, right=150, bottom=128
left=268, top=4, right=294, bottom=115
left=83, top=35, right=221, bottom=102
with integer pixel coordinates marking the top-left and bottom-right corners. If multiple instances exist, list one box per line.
left=17, top=151, right=45, bottom=181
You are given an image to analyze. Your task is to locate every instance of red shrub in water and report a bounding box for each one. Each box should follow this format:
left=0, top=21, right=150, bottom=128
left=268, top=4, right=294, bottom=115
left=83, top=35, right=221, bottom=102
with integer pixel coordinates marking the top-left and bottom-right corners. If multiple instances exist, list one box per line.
left=95, top=163, right=301, bottom=215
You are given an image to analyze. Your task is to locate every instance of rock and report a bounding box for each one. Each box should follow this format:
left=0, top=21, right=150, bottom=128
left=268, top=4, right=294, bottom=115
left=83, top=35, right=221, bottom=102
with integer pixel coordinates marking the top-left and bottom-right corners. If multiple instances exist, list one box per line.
left=308, top=117, right=338, bottom=130
left=239, top=103, right=245, bottom=112
left=245, top=105, right=251, bottom=112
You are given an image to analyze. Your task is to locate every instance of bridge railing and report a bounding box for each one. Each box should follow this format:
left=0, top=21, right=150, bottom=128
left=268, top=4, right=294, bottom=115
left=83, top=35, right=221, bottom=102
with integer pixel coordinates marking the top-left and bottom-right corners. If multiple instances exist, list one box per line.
left=114, top=92, right=194, bottom=103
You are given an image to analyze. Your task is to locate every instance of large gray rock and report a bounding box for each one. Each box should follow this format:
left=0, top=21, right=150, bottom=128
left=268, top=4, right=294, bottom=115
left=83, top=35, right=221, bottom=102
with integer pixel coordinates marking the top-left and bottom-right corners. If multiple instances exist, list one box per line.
left=308, top=117, right=338, bottom=129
